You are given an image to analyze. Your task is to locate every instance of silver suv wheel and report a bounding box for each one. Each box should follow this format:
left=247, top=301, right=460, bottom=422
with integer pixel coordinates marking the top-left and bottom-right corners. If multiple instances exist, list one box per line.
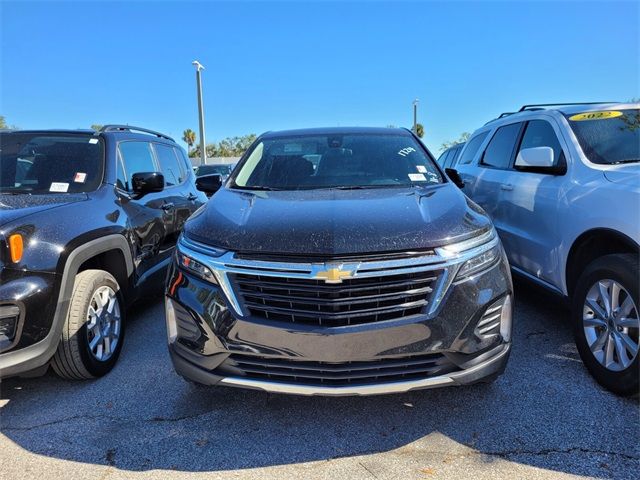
left=583, top=279, right=639, bottom=371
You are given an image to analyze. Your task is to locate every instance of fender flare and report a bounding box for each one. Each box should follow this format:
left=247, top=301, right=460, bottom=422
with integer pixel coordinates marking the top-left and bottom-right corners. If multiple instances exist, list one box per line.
left=0, top=234, right=134, bottom=377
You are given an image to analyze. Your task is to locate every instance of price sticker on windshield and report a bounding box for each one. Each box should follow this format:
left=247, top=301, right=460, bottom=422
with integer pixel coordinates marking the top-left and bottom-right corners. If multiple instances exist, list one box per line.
left=408, top=173, right=427, bottom=181
left=569, top=111, right=623, bottom=121
left=50, top=182, right=69, bottom=192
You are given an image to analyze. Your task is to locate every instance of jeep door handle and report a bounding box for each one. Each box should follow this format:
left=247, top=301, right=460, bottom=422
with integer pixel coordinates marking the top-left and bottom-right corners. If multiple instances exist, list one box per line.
left=161, top=202, right=175, bottom=211
left=500, top=184, right=514, bottom=191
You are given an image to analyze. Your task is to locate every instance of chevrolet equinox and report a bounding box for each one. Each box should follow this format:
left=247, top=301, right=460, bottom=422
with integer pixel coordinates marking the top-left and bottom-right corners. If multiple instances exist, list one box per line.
left=165, top=127, right=513, bottom=395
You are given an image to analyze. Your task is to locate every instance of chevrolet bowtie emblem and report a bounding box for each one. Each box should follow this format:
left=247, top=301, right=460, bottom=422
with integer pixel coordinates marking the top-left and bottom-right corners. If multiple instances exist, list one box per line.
left=314, top=266, right=353, bottom=284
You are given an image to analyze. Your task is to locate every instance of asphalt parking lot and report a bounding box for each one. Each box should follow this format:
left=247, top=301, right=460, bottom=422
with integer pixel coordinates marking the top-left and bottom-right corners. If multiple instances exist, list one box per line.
left=1, top=282, right=638, bottom=480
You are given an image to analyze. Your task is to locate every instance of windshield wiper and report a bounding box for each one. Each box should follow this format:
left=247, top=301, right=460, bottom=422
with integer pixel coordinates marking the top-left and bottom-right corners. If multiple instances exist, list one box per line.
left=322, top=184, right=409, bottom=190
left=611, top=159, right=640, bottom=164
left=231, top=185, right=284, bottom=191
left=0, top=189, right=33, bottom=195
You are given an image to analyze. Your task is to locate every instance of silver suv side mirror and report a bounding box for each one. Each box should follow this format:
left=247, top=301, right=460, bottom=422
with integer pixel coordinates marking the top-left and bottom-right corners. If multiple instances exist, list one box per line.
left=515, top=146, right=554, bottom=168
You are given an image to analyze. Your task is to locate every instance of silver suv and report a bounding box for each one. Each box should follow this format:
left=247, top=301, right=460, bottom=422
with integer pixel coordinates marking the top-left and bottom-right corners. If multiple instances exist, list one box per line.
left=449, top=103, right=639, bottom=395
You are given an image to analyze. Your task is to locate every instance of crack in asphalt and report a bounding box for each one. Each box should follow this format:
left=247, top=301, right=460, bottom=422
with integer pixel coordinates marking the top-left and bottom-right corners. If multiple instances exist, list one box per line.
left=0, top=409, right=219, bottom=431
left=3, top=415, right=639, bottom=464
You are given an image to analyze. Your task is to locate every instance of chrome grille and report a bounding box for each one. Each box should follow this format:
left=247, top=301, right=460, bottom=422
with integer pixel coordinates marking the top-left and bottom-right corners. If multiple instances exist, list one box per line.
left=232, top=270, right=440, bottom=327
left=220, top=353, right=458, bottom=386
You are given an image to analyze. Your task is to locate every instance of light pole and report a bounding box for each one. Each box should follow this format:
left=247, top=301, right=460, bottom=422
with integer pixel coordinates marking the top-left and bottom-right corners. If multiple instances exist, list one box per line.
left=412, top=98, right=419, bottom=134
left=192, top=60, right=206, bottom=166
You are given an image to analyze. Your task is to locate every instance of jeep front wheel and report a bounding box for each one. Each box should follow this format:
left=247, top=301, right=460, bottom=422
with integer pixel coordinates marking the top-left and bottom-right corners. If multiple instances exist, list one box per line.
left=52, top=269, right=125, bottom=379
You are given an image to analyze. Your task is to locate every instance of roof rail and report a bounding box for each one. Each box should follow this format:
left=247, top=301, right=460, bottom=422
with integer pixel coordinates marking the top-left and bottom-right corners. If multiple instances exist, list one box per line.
left=518, top=102, right=619, bottom=112
left=99, top=125, right=175, bottom=142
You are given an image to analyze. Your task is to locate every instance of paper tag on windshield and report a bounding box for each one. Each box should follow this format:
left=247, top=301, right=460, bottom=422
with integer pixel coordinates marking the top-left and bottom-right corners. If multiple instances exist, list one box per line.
left=50, top=182, right=69, bottom=192
left=74, top=172, right=87, bottom=183
left=416, top=165, right=428, bottom=173
left=408, top=173, right=427, bottom=181
left=89, top=138, right=99, bottom=144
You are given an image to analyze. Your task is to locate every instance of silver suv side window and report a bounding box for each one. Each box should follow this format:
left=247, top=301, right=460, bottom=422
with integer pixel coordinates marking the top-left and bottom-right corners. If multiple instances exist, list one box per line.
left=481, top=123, right=522, bottom=169
left=458, top=132, right=488, bottom=165
left=517, top=120, right=564, bottom=166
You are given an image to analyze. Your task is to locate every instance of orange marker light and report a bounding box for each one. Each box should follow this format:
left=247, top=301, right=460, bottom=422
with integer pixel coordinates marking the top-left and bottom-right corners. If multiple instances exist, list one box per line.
left=8, top=234, right=23, bottom=263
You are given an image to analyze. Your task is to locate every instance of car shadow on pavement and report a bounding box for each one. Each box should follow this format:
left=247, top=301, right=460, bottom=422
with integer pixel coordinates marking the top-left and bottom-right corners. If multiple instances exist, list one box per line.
left=1, top=287, right=638, bottom=478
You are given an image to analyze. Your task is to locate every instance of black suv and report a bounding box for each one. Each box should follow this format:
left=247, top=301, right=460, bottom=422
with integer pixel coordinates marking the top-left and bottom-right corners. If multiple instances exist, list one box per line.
left=0, top=126, right=207, bottom=379
left=166, top=127, right=513, bottom=396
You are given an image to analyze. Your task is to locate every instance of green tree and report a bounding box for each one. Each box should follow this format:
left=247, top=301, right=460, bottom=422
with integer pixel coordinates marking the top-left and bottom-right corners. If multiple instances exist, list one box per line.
left=1, top=115, right=18, bottom=129
left=182, top=129, right=197, bottom=152
left=415, top=123, right=424, bottom=138
left=91, top=124, right=103, bottom=131
left=440, top=132, right=471, bottom=152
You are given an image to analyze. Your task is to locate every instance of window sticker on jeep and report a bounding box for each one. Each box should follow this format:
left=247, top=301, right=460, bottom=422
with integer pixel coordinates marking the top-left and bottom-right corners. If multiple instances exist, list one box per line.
left=408, top=173, right=427, bottom=181
left=398, top=147, right=416, bottom=157
left=88, top=138, right=99, bottom=144
left=569, top=111, right=623, bottom=121
left=74, top=172, right=87, bottom=183
left=50, top=182, right=69, bottom=192
left=416, top=165, right=428, bottom=173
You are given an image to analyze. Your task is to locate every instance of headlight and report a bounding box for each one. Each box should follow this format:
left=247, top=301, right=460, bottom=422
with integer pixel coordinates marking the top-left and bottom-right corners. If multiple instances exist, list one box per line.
left=176, top=250, right=218, bottom=284
left=455, top=244, right=500, bottom=279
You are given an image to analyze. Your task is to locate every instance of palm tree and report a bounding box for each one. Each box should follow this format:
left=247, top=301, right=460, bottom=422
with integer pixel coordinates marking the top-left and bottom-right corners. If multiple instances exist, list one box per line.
left=416, top=123, right=424, bottom=138
left=182, top=129, right=196, bottom=153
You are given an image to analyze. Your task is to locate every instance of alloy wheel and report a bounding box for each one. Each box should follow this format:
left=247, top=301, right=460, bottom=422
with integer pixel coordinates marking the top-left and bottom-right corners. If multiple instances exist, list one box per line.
left=85, top=285, right=122, bottom=362
left=583, top=279, right=639, bottom=371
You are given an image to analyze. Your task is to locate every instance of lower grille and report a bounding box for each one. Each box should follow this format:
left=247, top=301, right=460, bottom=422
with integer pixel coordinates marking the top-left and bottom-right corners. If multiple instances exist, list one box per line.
left=475, top=300, right=503, bottom=338
left=232, top=270, right=441, bottom=327
left=219, top=353, right=458, bottom=386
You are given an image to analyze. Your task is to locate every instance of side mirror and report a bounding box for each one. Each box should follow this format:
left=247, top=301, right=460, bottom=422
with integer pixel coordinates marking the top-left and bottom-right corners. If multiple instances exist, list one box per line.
left=515, top=147, right=554, bottom=168
left=132, top=172, right=164, bottom=195
left=445, top=168, right=465, bottom=189
left=196, top=174, right=222, bottom=195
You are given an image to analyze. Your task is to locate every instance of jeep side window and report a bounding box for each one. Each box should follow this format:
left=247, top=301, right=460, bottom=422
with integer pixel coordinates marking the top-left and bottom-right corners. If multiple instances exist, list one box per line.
left=516, top=120, right=565, bottom=167
left=457, top=132, right=488, bottom=165
left=174, top=147, right=192, bottom=175
left=116, top=151, right=127, bottom=190
left=480, top=123, right=522, bottom=169
left=153, top=143, right=184, bottom=187
left=118, top=141, right=156, bottom=191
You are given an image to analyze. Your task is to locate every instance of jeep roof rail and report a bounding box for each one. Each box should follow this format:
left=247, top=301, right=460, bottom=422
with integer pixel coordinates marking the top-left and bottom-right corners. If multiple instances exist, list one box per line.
left=99, top=125, right=175, bottom=142
left=518, top=102, right=619, bottom=112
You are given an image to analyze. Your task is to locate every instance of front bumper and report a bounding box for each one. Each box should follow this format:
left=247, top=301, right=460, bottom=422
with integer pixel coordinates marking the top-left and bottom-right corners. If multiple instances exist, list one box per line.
left=0, top=269, right=62, bottom=377
left=165, top=234, right=514, bottom=396
left=169, top=341, right=510, bottom=396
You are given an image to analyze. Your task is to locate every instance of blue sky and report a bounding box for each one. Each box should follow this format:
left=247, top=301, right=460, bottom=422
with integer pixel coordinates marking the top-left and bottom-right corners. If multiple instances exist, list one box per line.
left=1, top=0, right=638, bottom=153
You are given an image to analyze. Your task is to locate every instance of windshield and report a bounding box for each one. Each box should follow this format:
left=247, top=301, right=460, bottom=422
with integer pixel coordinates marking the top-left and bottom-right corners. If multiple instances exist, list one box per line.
left=0, top=133, right=104, bottom=194
left=566, top=108, right=640, bottom=164
left=196, top=164, right=231, bottom=176
left=231, top=133, right=443, bottom=190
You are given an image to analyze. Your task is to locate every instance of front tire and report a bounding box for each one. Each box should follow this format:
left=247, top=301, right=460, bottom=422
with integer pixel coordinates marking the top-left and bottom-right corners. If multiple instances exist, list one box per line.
left=572, top=254, right=639, bottom=396
left=52, top=269, right=125, bottom=380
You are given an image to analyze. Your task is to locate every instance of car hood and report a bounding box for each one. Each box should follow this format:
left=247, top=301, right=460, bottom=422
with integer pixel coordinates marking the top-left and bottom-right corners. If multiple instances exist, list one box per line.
left=0, top=193, right=88, bottom=228
left=184, top=185, right=492, bottom=256
left=603, top=164, right=640, bottom=186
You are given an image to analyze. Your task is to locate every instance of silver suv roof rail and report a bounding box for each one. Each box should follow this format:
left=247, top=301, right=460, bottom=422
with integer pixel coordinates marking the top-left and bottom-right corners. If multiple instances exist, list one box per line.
left=518, top=102, right=619, bottom=112
left=99, top=125, right=175, bottom=142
